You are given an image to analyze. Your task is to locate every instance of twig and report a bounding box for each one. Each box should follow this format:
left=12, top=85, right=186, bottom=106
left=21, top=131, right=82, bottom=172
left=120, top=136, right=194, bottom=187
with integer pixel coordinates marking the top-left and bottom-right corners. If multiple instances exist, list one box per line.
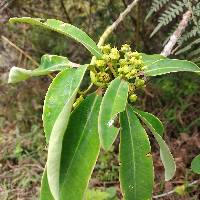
left=0, top=0, right=14, bottom=13
left=97, top=0, right=140, bottom=47
left=153, top=180, right=200, bottom=199
left=161, top=10, right=192, bottom=57
left=60, top=0, right=72, bottom=23
left=1, top=35, right=39, bottom=67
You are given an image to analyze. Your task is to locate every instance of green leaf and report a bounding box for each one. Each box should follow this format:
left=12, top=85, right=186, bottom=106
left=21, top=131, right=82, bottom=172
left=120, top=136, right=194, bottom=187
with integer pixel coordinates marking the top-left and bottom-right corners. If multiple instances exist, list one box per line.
left=132, top=108, right=164, bottom=137
left=40, top=168, right=54, bottom=200
left=39, top=54, right=69, bottom=70
left=8, top=55, right=70, bottom=83
left=141, top=53, right=166, bottom=66
left=191, top=154, right=200, bottom=174
left=46, top=66, right=86, bottom=200
left=8, top=67, right=32, bottom=83
left=145, top=59, right=200, bottom=76
left=10, top=17, right=102, bottom=58
left=59, top=93, right=101, bottom=200
left=133, top=108, right=176, bottom=181
left=119, top=105, right=153, bottom=200
left=99, top=77, right=129, bottom=151
left=43, top=66, right=86, bottom=142
left=86, top=187, right=117, bottom=200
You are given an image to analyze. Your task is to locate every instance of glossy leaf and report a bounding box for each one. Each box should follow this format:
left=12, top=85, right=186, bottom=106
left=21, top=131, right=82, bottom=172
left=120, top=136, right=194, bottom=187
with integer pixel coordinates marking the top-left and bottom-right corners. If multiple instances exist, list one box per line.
left=132, top=108, right=164, bottom=137
left=99, top=77, right=129, bottom=150
left=119, top=106, right=153, bottom=200
left=145, top=59, right=200, bottom=76
left=191, top=154, right=200, bottom=174
left=8, top=55, right=70, bottom=83
left=134, top=108, right=176, bottom=181
left=40, top=168, right=54, bottom=200
left=10, top=17, right=102, bottom=58
left=46, top=66, right=86, bottom=200
left=43, top=66, right=86, bottom=142
left=141, top=53, right=166, bottom=66
left=59, top=93, right=101, bottom=200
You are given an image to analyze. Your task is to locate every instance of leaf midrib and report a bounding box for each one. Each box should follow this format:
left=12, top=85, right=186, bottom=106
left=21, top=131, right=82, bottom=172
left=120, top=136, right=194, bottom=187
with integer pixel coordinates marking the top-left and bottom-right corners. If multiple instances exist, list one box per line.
left=60, top=96, right=98, bottom=192
left=126, top=108, right=137, bottom=199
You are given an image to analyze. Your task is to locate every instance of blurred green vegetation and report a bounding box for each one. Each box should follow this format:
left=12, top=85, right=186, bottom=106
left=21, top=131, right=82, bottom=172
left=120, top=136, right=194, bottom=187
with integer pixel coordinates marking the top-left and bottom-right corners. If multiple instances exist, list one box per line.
left=0, top=0, right=200, bottom=199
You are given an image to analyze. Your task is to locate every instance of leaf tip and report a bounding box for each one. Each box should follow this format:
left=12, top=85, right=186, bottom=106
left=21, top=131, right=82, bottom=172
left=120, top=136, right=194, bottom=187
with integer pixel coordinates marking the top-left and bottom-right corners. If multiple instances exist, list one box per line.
left=8, top=66, right=31, bottom=83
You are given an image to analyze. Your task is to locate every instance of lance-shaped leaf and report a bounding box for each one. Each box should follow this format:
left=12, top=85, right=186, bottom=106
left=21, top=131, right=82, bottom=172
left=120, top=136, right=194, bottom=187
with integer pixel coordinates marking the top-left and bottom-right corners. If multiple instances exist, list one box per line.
left=8, top=55, right=70, bottom=83
left=145, top=59, right=200, bottom=76
left=40, top=94, right=101, bottom=200
left=59, top=93, right=101, bottom=200
left=191, top=154, right=200, bottom=174
left=10, top=17, right=102, bottom=58
left=46, top=66, right=86, bottom=200
left=43, top=66, right=86, bottom=142
left=132, top=108, right=164, bottom=137
left=141, top=53, right=166, bottom=66
left=119, top=106, right=153, bottom=200
left=133, top=108, right=176, bottom=181
left=40, top=168, right=54, bottom=200
left=99, top=77, right=129, bottom=151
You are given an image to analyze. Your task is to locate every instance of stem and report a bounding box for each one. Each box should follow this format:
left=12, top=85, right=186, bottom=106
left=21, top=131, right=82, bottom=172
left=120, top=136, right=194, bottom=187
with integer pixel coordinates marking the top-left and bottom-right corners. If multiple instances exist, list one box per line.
left=1, top=35, right=39, bottom=67
left=60, top=0, right=72, bottom=23
left=97, top=0, right=141, bottom=47
left=107, top=63, right=117, bottom=78
left=79, top=83, right=94, bottom=96
left=153, top=180, right=199, bottom=199
left=161, top=10, right=192, bottom=57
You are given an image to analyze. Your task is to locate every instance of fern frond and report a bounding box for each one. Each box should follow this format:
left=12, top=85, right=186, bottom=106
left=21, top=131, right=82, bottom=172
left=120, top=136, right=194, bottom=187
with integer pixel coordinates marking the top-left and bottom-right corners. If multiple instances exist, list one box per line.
left=178, top=27, right=200, bottom=45
left=175, top=38, right=200, bottom=55
left=150, top=1, right=186, bottom=37
left=188, top=47, right=200, bottom=58
left=145, top=0, right=170, bottom=21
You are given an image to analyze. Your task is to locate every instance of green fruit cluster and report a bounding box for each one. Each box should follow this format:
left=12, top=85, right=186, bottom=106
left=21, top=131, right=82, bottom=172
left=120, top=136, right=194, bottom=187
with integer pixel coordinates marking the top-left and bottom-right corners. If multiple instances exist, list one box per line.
left=89, top=44, right=146, bottom=103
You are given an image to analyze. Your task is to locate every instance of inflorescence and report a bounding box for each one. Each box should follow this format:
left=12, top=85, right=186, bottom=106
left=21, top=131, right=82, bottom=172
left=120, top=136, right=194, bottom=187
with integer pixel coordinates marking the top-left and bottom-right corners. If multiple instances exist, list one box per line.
left=89, top=44, right=146, bottom=103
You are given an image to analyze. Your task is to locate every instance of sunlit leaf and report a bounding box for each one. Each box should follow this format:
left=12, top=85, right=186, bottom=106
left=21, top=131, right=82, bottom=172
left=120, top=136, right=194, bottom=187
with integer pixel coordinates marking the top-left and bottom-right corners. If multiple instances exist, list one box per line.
left=98, top=77, right=128, bottom=150
left=8, top=55, right=70, bottom=83
left=141, top=53, right=166, bottom=66
left=59, top=93, right=101, bottom=200
left=119, top=105, right=153, bottom=200
left=10, top=17, right=102, bottom=58
left=46, top=66, right=86, bottom=200
left=145, top=59, right=200, bottom=76
left=132, top=108, right=164, bottom=137
left=133, top=108, right=176, bottom=181
left=43, top=66, right=86, bottom=142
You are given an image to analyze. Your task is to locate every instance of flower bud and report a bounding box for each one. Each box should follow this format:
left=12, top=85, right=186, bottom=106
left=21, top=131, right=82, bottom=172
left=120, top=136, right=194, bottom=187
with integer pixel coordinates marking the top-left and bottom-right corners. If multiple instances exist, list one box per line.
left=129, top=94, right=137, bottom=102
left=101, top=44, right=111, bottom=54
left=90, top=71, right=98, bottom=84
left=120, top=44, right=131, bottom=53
left=98, top=72, right=110, bottom=83
left=96, top=59, right=106, bottom=68
left=129, top=83, right=136, bottom=93
left=102, top=54, right=110, bottom=62
left=119, top=59, right=127, bottom=66
left=135, top=77, right=145, bottom=88
left=109, top=48, right=120, bottom=60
